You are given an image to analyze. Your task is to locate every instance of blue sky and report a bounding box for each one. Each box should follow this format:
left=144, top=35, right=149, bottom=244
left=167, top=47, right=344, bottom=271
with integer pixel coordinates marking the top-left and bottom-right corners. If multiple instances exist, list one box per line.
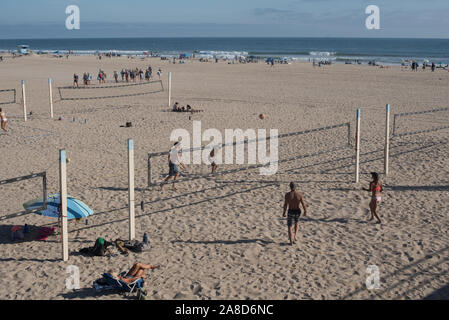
left=1, top=0, right=449, bottom=38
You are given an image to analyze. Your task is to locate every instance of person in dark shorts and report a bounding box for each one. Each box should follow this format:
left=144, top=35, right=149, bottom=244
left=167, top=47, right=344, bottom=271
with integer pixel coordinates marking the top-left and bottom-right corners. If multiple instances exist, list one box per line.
left=161, top=141, right=187, bottom=191
left=283, top=182, right=307, bottom=246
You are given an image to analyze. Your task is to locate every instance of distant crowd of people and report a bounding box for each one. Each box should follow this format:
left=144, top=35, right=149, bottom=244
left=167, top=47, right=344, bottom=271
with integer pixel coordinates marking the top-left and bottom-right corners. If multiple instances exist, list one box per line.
left=410, top=61, right=437, bottom=72
left=73, top=66, right=162, bottom=87
left=116, top=67, right=162, bottom=83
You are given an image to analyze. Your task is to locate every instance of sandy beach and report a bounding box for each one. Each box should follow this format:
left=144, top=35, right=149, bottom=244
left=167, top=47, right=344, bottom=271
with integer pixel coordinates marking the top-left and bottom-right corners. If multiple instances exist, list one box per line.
left=0, top=53, right=448, bottom=300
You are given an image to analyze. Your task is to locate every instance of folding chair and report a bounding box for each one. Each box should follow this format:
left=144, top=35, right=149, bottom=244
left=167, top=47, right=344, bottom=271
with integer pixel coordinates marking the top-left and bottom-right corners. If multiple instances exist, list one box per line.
left=102, top=273, right=144, bottom=296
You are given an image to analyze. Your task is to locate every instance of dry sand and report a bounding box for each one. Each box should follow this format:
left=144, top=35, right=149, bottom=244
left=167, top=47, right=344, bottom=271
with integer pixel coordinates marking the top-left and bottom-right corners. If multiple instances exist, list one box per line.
left=0, top=54, right=448, bottom=300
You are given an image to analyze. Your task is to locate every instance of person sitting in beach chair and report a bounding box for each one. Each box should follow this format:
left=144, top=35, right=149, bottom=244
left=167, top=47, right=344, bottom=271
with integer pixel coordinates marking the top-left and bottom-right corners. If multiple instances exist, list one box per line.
left=102, top=263, right=159, bottom=294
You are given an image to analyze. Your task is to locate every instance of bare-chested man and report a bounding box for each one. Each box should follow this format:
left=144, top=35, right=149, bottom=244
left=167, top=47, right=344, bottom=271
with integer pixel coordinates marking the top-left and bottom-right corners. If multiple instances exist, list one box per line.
left=283, top=182, right=307, bottom=246
left=0, top=108, right=7, bottom=132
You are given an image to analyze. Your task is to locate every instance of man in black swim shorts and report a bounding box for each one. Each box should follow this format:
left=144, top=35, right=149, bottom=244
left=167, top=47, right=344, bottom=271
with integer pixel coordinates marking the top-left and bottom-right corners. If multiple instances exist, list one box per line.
left=283, top=182, right=307, bottom=246
left=161, top=141, right=187, bottom=191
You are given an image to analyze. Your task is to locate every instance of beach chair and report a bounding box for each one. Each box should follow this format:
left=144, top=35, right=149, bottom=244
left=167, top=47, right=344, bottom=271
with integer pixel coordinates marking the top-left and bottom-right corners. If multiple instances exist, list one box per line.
left=102, top=272, right=144, bottom=296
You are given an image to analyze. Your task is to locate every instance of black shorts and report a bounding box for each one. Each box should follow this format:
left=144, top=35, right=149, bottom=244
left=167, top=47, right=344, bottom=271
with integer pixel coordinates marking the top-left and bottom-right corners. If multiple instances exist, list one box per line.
left=287, top=209, right=301, bottom=227
left=169, top=162, right=179, bottom=177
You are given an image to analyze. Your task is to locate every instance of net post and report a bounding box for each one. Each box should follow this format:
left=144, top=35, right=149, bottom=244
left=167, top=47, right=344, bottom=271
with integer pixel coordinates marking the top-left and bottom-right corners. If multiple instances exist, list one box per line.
left=147, top=154, right=152, bottom=187
left=59, top=150, right=69, bottom=262
left=22, top=80, right=27, bottom=122
left=168, top=72, right=172, bottom=108
left=355, top=109, right=361, bottom=183
left=49, top=78, right=54, bottom=118
left=42, top=172, right=47, bottom=210
left=384, top=104, right=391, bottom=176
left=128, top=139, right=135, bottom=241
left=347, top=122, right=351, bottom=146
left=392, top=114, right=397, bottom=137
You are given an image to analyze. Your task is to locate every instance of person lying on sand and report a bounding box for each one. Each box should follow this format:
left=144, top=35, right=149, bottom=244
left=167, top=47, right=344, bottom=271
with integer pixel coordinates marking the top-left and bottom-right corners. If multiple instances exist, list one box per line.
left=362, top=172, right=383, bottom=224
left=108, top=262, right=160, bottom=284
left=172, top=103, right=204, bottom=113
left=283, top=182, right=307, bottom=246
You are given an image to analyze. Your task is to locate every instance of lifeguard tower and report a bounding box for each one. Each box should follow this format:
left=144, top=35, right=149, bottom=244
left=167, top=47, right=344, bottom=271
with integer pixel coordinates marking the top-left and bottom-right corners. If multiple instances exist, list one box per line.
left=17, top=45, right=30, bottom=55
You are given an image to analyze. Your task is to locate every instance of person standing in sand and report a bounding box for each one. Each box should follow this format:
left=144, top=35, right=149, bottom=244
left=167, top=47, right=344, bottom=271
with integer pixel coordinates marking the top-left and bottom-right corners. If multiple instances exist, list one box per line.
left=209, top=146, right=219, bottom=174
left=0, top=108, right=7, bottom=132
left=73, top=73, right=79, bottom=87
left=161, top=141, right=187, bottom=191
left=362, top=172, right=383, bottom=224
left=283, top=182, right=307, bottom=246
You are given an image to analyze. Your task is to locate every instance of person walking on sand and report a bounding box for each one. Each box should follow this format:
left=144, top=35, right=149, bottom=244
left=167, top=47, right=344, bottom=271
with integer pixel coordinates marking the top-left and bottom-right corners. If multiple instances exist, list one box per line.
left=283, top=182, right=307, bottom=246
left=73, top=73, right=79, bottom=87
left=0, top=108, right=7, bottom=132
left=161, top=141, right=187, bottom=191
left=209, top=146, right=219, bottom=174
left=362, top=172, right=383, bottom=224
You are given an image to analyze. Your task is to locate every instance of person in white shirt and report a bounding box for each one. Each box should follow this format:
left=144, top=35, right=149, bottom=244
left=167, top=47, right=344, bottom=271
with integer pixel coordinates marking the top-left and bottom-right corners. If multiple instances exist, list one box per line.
left=161, top=142, right=187, bottom=191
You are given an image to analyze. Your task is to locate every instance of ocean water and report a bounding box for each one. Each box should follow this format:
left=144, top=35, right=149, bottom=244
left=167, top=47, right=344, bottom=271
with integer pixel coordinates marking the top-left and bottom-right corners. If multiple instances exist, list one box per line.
left=1, top=37, right=449, bottom=65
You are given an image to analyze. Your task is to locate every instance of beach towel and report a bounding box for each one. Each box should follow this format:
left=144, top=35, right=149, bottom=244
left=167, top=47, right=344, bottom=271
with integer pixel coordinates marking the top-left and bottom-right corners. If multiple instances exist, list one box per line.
left=37, top=227, right=55, bottom=241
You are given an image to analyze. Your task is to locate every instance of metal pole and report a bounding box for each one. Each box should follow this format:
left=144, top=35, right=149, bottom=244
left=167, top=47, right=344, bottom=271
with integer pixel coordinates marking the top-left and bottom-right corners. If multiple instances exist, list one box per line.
left=49, top=78, right=54, bottom=118
left=22, top=80, right=27, bottom=122
left=128, top=139, right=135, bottom=241
left=43, top=172, right=48, bottom=211
left=168, top=72, right=172, bottom=108
left=347, top=123, right=351, bottom=146
left=384, top=104, right=391, bottom=175
left=59, top=150, right=69, bottom=261
left=355, top=109, right=361, bottom=183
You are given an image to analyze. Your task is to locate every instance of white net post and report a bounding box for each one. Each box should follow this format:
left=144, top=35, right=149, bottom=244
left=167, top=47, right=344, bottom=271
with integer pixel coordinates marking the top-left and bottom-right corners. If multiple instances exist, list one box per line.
left=49, top=78, right=54, bottom=118
left=384, top=104, right=390, bottom=175
left=168, top=72, right=172, bottom=108
left=22, top=80, right=27, bottom=122
left=128, top=139, right=135, bottom=241
left=59, top=149, right=69, bottom=261
left=355, top=109, right=361, bottom=183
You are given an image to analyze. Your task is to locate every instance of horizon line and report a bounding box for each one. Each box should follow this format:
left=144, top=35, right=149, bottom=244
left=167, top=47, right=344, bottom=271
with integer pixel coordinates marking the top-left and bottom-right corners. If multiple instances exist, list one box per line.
left=1, top=36, right=449, bottom=41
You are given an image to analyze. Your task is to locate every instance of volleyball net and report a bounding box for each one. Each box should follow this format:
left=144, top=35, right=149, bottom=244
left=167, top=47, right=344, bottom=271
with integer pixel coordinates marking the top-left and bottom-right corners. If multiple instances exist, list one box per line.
left=392, top=107, right=449, bottom=138
left=0, top=172, right=47, bottom=220
left=147, top=122, right=352, bottom=187
left=0, top=88, right=17, bottom=105
left=56, top=80, right=164, bottom=101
